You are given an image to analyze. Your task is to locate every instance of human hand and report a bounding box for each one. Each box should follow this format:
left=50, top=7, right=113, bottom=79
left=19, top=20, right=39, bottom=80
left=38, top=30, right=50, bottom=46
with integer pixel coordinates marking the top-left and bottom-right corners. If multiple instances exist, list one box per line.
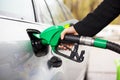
left=59, top=26, right=78, bottom=50
left=61, top=26, right=78, bottom=40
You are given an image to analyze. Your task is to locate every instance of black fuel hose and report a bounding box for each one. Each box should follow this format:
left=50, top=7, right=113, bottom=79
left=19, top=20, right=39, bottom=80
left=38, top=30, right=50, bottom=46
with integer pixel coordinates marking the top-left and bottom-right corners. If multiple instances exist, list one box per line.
left=106, top=41, right=120, bottom=54
left=61, top=35, right=120, bottom=54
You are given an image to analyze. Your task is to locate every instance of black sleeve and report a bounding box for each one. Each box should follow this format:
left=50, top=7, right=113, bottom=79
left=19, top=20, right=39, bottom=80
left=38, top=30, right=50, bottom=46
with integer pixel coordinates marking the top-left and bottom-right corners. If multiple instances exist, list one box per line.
left=74, top=0, right=120, bottom=37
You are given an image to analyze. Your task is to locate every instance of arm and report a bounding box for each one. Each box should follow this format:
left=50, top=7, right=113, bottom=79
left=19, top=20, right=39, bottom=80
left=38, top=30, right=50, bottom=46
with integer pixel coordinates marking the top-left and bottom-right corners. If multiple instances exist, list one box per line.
left=74, top=0, right=120, bottom=37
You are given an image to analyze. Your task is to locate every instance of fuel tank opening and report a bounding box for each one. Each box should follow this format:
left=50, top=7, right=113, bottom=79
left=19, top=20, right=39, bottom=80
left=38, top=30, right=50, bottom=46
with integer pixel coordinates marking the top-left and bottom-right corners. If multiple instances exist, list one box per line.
left=27, top=29, right=48, bottom=57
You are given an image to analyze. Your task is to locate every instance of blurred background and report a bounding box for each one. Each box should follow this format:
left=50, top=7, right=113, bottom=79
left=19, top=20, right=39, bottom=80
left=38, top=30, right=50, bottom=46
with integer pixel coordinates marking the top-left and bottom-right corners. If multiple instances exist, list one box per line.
left=63, top=0, right=120, bottom=25
left=62, top=0, right=120, bottom=80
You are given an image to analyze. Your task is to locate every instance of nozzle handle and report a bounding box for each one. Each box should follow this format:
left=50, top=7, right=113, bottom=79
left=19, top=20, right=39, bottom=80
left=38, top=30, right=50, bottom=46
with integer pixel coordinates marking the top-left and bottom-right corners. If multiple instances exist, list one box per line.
left=60, top=34, right=80, bottom=44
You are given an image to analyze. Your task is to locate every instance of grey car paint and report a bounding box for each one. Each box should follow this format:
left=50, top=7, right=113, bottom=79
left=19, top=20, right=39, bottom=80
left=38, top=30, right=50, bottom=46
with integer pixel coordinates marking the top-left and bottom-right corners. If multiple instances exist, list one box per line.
left=0, top=0, right=89, bottom=80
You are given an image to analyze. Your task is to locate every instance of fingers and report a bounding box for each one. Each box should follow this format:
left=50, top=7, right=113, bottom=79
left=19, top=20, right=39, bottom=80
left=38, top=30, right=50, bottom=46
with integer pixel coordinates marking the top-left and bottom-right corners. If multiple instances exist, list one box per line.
left=58, top=43, right=73, bottom=50
left=61, top=29, right=67, bottom=40
left=58, top=45, right=68, bottom=50
left=61, top=26, right=78, bottom=40
left=59, top=26, right=78, bottom=50
left=61, top=26, right=72, bottom=40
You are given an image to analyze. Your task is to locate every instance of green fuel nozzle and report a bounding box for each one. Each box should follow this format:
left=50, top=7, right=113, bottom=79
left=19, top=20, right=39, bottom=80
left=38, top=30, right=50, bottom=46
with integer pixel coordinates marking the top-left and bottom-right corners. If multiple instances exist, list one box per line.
left=33, top=25, right=120, bottom=62
left=33, top=25, right=64, bottom=52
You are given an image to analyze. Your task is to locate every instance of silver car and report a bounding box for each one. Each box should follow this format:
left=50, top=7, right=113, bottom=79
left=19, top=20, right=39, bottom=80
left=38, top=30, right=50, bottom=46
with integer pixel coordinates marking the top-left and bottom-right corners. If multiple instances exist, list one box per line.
left=0, top=0, right=89, bottom=80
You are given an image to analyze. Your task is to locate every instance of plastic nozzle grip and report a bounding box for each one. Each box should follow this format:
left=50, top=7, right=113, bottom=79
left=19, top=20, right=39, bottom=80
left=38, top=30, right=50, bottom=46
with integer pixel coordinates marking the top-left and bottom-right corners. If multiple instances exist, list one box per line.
left=60, top=34, right=80, bottom=44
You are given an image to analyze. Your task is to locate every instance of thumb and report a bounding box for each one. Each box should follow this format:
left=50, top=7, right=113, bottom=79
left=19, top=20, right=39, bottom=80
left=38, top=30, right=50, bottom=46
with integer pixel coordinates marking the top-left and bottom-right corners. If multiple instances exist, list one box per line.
left=61, top=29, right=67, bottom=40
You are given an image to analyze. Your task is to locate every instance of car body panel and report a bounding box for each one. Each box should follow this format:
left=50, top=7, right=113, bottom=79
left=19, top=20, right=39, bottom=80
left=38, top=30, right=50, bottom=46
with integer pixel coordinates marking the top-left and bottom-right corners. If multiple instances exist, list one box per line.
left=0, top=0, right=89, bottom=80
